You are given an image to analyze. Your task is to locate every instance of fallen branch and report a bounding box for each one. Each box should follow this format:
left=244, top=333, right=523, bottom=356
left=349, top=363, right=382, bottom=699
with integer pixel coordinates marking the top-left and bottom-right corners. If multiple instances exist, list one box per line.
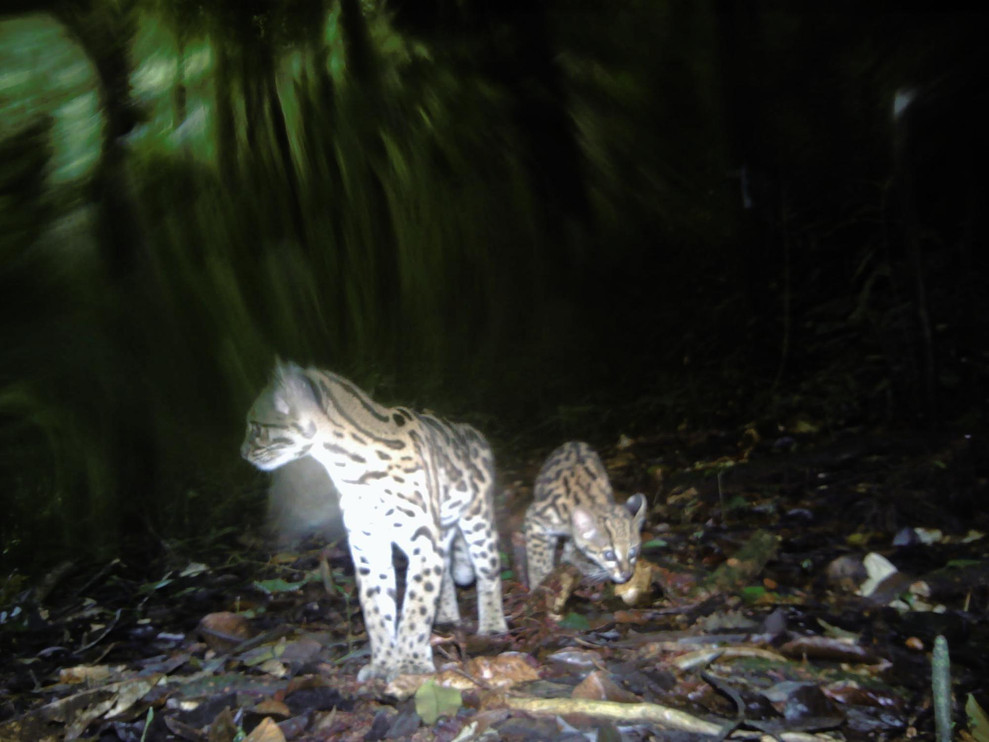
left=502, top=696, right=837, bottom=741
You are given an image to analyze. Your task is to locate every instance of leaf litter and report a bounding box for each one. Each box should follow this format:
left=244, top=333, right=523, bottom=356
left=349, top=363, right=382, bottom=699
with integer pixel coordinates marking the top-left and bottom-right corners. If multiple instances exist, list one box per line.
left=1, top=426, right=988, bottom=740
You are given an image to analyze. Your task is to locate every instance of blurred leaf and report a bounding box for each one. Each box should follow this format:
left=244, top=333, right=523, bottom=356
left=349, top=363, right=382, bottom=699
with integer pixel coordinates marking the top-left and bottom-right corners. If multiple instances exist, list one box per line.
left=138, top=577, right=175, bottom=594
left=740, top=585, right=767, bottom=603
left=414, top=680, right=461, bottom=725
left=253, top=578, right=308, bottom=594
left=967, top=694, right=989, bottom=742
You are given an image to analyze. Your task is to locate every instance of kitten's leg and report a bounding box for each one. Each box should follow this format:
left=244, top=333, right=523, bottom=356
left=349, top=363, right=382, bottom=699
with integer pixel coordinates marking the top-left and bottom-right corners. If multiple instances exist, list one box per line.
left=349, top=533, right=399, bottom=681
left=524, top=513, right=557, bottom=589
left=560, top=540, right=597, bottom=577
left=460, top=485, right=509, bottom=635
left=560, top=539, right=575, bottom=565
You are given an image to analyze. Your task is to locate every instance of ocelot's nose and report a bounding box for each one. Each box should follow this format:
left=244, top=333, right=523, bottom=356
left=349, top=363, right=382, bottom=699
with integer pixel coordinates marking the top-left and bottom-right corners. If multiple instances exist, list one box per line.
left=614, top=568, right=633, bottom=584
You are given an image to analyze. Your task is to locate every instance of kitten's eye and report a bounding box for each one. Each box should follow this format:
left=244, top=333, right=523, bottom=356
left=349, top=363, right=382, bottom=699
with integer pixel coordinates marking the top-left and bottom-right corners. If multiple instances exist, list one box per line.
left=629, top=547, right=638, bottom=559
left=603, top=550, right=616, bottom=562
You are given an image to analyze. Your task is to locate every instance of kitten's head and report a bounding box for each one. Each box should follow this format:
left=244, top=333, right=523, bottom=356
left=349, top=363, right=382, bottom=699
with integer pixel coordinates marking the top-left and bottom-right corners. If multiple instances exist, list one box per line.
left=241, top=361, right=321, bottom=471
left=571, top=493, right=647, bottom=583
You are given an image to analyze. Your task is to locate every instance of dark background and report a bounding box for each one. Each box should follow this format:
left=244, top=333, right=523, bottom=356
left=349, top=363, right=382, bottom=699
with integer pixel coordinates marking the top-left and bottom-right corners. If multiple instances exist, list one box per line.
left=1, top=2, right=987, bottom=576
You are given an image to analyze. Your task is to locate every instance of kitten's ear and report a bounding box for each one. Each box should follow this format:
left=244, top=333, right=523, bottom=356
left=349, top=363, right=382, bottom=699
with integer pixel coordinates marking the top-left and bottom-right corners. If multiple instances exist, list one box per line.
left=625, top=493, right=647, bottom=528
left=571, top=507, right=599, bottom=541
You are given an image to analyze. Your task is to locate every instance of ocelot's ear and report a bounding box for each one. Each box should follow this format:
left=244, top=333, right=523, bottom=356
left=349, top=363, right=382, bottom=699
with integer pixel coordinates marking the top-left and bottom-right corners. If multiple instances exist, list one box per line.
left=274, top=357, right=304, bottom=380
left=571, top=507, right=599, bottom=541
left=274, top=360, right=320, bottom=410
left=625, top=493, right=647, bottom=528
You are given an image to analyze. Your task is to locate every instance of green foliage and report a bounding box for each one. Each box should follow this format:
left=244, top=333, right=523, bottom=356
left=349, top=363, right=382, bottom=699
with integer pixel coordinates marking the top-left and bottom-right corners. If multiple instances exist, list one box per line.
left=253, top=576, right=312, bottom=594
left=140, top=708, right=153, bottom=742
left=739, top=585, right=768, bottom=604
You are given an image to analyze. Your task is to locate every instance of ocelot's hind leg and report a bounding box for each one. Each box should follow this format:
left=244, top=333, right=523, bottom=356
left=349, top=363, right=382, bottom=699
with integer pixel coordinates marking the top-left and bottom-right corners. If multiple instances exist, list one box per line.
left=436, top=530, right=465, bottom=625
left=459, top=488, right=508, bottom=635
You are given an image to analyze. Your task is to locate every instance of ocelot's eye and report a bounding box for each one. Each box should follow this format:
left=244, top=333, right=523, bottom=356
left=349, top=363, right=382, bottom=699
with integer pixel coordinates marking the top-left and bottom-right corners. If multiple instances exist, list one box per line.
left=603, top=549, right=617, bottom=562
left=628, top=547, right=638, bottom=559
left=251, top=422, right=270, bottom=443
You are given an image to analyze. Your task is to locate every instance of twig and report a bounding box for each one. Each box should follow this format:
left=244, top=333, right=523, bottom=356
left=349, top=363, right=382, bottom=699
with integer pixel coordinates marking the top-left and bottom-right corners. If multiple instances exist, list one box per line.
left=228, top=623, right=293, bottom=654
left=72, top=559, right=122, bottom=601
left=932, top=635, right=952, bottom=742
left=504, top=695, right=722, bottom=735
left=703, top=671, right=745, bottom=741
left=77, top=608, right=122, bottom=653
left=451, top=666, right=494, bottom=692
left=501, top=696, right=833, bottom=740
left=718, top=469, right=727, bottom=527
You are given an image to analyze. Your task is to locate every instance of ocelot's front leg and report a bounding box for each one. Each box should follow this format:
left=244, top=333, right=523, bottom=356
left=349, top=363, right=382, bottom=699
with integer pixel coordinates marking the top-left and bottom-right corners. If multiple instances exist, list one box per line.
left=393, top=526, right=444, bottom=676
left=523, top=514, right=558, bottom=589
left=348, top=531, right=400, bottom=681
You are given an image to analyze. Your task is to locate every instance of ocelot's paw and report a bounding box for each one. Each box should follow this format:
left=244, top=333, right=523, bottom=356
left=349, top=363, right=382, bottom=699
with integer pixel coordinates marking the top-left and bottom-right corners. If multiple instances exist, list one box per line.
left=357, top=657, right=436, bottom=682
left=395, top=657, right=436, bottom=677
left=357, top=663, right=393, bottom=682
left=435, top=605, right=461, bottom=625
left=478, top=615, right=509, bottom=635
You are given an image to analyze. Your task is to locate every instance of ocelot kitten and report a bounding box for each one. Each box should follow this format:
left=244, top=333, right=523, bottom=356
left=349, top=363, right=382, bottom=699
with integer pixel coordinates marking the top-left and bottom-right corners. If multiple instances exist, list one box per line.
left=524, top=441, right=647, bottom=589
left=241, top=361, right=508, bottom=681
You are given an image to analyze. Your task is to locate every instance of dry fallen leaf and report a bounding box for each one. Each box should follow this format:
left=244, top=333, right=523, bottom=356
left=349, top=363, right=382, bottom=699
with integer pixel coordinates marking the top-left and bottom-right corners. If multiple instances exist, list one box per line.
left=465, top=653, right=540, bottom=687
left=198, top=611, right=253, bottom=652
left=825, top=554, right=867, bottom=592
left=780, top=636, right=880, bottom=664
left=58, top=665, right=115, bottom=684
left=251, top=699, right=293, bottom=718
left=544, top=649, right=605, bottom=670
left=244, top=716, right=287, bottom=742
left=435, top=653, right=540, bottom=690
left=858, top=553, right=899, bottom=597
left=572, top=671, right=641, bottom=703
left=383, top=673, right=431, bottom=700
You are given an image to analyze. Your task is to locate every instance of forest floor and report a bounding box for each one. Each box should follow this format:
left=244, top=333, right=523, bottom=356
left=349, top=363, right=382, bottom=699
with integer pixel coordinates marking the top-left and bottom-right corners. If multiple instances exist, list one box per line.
left=2, top=424, right=988, bottom=741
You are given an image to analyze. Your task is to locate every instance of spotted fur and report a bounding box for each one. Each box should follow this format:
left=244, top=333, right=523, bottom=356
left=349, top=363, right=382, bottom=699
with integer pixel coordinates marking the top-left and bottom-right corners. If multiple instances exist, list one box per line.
left=241, top=361, right=508, bottom=681
left=524, top=441, right=647, bottom=588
